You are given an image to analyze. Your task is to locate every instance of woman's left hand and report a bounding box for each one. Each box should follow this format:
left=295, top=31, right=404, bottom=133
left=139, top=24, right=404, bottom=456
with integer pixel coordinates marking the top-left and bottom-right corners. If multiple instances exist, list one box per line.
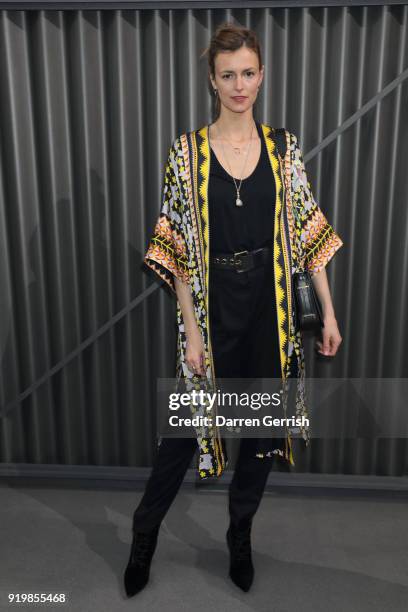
left=315, top=315, right=342, bottom=357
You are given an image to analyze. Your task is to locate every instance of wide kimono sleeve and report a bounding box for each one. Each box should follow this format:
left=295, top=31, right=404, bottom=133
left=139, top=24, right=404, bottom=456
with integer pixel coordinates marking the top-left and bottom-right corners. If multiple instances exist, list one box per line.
left=290, top=132, right=343, bottom=276
left=143, top=141, right=190, bottom=293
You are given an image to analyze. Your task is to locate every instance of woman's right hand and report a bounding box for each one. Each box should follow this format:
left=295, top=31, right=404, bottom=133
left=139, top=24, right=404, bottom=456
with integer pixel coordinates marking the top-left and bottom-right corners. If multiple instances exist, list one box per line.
left=185, top=326, right=206, bottom=376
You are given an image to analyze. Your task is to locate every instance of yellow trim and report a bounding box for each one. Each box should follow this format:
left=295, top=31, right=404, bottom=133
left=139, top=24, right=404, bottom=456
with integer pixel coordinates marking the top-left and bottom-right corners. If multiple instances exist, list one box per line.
left=285, top=432, right=295, bottom=466
left=261, top=124, right=287, bottom=378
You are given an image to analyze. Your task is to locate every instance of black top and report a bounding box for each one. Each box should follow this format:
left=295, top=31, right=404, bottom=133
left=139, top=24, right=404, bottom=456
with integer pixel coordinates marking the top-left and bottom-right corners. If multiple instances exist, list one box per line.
left=208, top=119, right=276, bottom=254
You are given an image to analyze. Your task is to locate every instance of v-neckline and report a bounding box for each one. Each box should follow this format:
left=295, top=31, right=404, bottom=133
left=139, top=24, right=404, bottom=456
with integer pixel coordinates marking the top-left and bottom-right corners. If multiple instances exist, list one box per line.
left=208, top=121, right=263, bottom=182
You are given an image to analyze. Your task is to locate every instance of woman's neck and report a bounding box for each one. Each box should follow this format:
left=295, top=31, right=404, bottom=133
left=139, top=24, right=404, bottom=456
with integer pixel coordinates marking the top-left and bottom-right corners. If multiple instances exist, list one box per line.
left=211, top=113, right=257, bottom=143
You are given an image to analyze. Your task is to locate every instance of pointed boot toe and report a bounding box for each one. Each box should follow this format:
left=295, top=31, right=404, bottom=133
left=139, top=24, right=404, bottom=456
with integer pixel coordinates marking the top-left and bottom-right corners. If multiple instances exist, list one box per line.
left=124, top=563, right=150, bottom=597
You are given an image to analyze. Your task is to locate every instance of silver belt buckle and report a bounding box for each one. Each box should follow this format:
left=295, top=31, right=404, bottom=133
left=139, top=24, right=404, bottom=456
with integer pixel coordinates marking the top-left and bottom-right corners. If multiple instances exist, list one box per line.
left=233, top=250, right=249, bottom=273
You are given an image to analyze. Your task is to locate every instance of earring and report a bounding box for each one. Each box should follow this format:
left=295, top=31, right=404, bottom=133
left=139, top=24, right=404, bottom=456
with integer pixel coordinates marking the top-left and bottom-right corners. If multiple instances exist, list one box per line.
left=213, top=89, right=218, bottom=95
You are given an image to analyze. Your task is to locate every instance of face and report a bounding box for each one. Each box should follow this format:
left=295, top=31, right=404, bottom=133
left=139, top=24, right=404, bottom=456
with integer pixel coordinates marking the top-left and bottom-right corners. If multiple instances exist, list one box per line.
left=210, top=46, right=264, bottom=114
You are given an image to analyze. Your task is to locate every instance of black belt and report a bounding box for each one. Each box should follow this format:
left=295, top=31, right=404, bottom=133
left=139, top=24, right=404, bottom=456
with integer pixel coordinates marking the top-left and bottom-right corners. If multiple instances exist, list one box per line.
left=210, top=245, right=273, bottom=273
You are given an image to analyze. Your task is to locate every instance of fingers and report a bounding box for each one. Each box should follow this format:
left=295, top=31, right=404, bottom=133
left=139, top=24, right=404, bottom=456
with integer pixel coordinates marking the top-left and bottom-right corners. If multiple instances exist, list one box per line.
left=188, top=364, right=204, bottom=376
left=315, top=337, right=342, bottom=357
left=186, top=355, right=205, bottom=376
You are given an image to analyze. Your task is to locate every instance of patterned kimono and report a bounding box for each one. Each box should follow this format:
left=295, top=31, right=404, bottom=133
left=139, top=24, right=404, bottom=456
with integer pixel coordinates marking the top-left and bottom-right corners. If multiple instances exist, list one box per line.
left=144, top=123, right=343, bottom=479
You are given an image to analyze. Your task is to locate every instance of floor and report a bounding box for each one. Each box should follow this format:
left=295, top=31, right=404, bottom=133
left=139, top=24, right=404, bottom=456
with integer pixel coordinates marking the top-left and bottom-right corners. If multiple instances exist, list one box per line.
left=1, top=483, right=407, bottom=612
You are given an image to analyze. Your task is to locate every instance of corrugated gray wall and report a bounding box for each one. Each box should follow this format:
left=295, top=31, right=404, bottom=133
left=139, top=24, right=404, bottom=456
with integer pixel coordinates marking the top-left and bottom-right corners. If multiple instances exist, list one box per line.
left=1, top=5, right=407, bottom=477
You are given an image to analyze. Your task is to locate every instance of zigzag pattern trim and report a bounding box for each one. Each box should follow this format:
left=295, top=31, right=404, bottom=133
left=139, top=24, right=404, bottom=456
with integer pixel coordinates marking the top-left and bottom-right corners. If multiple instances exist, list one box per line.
left=262, top=125, right=288, bottom=377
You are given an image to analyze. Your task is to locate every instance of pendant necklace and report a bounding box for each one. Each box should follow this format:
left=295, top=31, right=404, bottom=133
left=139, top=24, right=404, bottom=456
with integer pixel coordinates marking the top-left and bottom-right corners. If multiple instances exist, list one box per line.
left=215, top=122, right=255, bottom=207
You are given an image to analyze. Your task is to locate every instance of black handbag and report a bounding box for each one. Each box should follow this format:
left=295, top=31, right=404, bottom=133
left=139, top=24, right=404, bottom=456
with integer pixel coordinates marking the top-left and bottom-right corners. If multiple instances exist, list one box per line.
left=292, top=269, right=324, bottom=332
left=273, top=128, right=324, bottom=333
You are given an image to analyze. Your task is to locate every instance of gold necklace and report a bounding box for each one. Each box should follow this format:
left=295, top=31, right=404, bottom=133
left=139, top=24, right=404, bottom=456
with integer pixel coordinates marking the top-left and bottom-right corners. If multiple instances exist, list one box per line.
left=215, top=122, right=255, bottom=207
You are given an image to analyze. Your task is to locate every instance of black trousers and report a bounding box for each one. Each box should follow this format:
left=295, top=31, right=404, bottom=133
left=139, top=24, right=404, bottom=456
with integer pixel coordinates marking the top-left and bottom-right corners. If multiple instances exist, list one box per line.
left=133, top=258, right=281, bottom=534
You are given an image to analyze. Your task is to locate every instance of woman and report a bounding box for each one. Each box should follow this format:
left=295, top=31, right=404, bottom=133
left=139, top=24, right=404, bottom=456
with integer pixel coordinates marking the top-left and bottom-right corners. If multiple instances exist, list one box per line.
left=125, top=22, right=343, bottom=597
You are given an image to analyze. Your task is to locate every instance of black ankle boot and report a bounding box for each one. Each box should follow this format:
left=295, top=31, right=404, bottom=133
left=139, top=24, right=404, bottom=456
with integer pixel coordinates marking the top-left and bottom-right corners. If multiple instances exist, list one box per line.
left=226, top=522, right=254, bottom=592
left=124, top=525, right=160, bottom=597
